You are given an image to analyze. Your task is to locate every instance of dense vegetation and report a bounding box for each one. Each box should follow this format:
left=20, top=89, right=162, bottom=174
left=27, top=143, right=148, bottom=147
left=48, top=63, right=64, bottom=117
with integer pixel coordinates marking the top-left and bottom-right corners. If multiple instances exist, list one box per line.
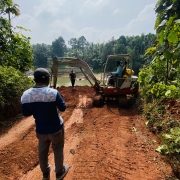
left=138, top=0, right=180, bottom=177
left=0, top=0, right=34, bottom=122
left=33, top=34, right=156, bottom=75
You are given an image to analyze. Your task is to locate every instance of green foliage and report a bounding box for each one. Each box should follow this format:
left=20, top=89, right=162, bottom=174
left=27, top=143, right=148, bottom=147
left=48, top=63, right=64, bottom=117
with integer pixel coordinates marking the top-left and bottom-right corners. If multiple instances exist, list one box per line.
left=150, top=83, right=180, bottom=98
left=0, top=1, right=33, bottom=72
left=138, top=67, right=180, bottom=99
left=68, top=36, right=89, bottom=60
left=0, top=29, right=34, bottom=71
left=0, top=0, right=20, bottom=16
left=156, top=127, right=180, bottom=156
left=139, top=0, right=180, bottom=101
left=37, top=33, right=156, bottom=73
left=33, top=43, right=52, bottom=68
left=52, top=36, right=66, bottom=57
left=138, top=2, right=180, bottom=174
left=144, top=101, right=166, bottom=127
left=0, top=0, right=34, bottom=121
left=0, top=66, right=34, bottom=120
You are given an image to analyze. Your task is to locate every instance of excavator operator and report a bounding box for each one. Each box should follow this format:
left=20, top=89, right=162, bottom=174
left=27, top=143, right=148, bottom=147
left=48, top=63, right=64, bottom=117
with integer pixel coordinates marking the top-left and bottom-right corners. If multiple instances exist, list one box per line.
left=108, top=61, right=123, bottom=86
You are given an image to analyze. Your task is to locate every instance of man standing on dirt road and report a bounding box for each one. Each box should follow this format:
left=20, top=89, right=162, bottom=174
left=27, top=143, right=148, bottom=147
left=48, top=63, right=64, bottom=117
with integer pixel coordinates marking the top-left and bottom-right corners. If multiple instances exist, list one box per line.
left=21, top=68, right=69, bottom=180
left=69, top=69, right=76, bottom=89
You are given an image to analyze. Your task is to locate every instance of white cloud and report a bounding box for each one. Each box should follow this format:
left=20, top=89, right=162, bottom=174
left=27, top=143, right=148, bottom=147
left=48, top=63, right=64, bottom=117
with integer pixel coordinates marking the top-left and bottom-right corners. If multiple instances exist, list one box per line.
left=113, top=9, right=121, bottom=15
left=48, top=18, right=74, bottom=36
left=85, top=0, right=109, bottom=7
left=12, top=14, right=36, bottom=32
left=85, top=4, right=156, bottom=43
left=11, top=1, right=157, bottom=45
left=34, top=0, right=66, bottom=17
left=124, top=4, right=156, bottom=34
left=77, top=27, right=100, bottom=41
left=136, top=4, right=155, bottom=22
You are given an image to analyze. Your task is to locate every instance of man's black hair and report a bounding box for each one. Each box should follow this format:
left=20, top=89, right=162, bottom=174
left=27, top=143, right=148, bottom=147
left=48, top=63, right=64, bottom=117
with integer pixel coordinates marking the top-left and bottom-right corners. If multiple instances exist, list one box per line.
left=116, top=61, right=120, bottom=65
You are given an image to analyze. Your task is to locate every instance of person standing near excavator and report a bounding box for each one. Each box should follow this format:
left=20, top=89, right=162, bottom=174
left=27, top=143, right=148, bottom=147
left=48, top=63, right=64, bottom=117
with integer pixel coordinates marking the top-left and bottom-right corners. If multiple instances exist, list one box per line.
left=21, top=68, right=69, bottom=180
left=69, top=69, right=76, bottom=89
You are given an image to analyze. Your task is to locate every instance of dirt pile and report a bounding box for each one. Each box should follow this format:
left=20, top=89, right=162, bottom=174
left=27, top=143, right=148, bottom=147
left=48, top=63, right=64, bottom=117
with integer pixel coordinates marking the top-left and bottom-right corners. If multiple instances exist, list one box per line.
left=0, top=86, right=175, bottom=180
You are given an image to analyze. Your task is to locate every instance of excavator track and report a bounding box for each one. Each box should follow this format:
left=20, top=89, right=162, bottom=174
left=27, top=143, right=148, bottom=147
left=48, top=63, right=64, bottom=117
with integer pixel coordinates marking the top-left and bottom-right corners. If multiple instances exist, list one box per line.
left=93, top=94, right=104, bottom=107
left=118, top=95, right=128, bottom=108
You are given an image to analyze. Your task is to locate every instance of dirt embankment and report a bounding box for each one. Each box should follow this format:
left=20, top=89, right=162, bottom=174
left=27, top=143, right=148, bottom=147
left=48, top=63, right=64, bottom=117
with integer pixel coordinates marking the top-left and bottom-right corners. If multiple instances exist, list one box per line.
left=0, top=86, right=175, bottom=180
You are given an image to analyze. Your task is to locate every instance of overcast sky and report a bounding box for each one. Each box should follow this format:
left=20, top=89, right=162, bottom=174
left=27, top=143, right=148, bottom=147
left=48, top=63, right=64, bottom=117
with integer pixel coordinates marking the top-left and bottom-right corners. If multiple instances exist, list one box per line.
left=11, top=0, right=157, bottom=45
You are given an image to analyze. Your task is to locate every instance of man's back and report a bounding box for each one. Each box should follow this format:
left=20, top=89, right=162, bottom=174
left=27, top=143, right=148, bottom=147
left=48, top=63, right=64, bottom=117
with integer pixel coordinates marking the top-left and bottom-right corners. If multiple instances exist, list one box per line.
left=69, top=72, right=76, bottom=79
left=21, top=86, right=66, bottom=134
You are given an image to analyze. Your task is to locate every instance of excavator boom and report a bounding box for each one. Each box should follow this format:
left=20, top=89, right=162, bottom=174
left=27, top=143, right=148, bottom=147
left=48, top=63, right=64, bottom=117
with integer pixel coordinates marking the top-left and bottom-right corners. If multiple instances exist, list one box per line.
left=51, top=57, right=100, bottom=89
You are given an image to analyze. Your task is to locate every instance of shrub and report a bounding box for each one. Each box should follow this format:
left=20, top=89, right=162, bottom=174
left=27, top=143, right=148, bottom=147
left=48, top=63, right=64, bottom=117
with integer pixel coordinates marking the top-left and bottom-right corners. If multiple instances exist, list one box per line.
left=0, top=66, right=34, bottom=120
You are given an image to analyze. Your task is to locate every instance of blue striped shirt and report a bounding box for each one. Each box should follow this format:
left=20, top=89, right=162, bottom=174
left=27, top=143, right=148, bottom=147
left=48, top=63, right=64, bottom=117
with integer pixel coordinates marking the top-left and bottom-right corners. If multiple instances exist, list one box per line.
left=21, top=86, right=66, bottom=134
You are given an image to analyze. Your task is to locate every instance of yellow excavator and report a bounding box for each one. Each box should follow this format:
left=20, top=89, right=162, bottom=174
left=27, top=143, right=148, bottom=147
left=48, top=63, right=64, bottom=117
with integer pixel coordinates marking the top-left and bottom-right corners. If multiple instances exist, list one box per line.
left=51, top=54, right=138, bottom=107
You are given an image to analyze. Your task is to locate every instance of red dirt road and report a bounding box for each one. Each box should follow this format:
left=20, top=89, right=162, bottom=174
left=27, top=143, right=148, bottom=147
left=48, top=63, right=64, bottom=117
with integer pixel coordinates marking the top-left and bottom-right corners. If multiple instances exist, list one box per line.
left=0, top=86, right=174, bottom=180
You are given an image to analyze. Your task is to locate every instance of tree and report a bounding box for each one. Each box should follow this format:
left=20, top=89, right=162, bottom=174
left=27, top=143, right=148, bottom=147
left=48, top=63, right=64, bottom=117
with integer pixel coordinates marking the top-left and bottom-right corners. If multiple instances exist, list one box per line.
left=83, top=42, right=103, bottom=70
left=0, top=0, right=33, bottom=72
left=145, top=0, right=180, bottom=85
left=68, top=38, right=78, bottom=57
left=68, top=36, right=89, bottom=60
left=0, top=0, right=34, bottom=121
left=118, top=35, right=126, bottom=46
left=78, top=36, right=89, bottom=60
left=114, top=44, right=127, bottom=54
left=0, top=0, right=20, bottom=22
left=33, top=43, right=52, bottom=68
left=52, top=36, right=66, bottom=57
left=139, top=0, right=180, bottom=100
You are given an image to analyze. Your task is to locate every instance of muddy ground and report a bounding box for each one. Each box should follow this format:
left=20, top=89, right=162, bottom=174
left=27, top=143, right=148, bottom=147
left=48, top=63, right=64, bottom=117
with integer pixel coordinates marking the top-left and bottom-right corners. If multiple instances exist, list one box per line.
left=0, top=86, right=176, bottom=180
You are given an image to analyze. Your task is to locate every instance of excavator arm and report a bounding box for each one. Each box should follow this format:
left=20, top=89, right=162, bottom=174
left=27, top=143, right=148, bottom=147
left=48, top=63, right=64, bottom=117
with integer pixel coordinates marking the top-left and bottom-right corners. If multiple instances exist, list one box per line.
left=51, top=57, right=100, bottom=89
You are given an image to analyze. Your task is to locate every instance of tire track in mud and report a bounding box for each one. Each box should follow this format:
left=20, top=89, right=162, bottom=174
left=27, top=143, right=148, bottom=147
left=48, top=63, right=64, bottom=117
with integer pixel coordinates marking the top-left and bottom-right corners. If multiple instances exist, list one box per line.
left=20, top=94, right=88, bottom=180
left=63, top=106, right=173, bottom=180
left=0, top=116, right=34, bottom=150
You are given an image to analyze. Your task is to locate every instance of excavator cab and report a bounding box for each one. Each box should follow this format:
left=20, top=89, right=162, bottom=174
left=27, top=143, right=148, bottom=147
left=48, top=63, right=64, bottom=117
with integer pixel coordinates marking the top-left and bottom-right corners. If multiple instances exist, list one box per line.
left=93, top=54, right=138, bottom=107
left=102, top=54, right=134, bottom=87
